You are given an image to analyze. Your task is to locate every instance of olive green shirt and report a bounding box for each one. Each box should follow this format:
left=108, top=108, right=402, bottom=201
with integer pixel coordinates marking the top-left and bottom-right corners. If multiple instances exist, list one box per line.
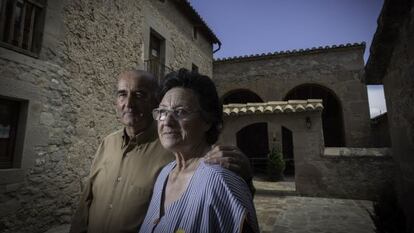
left=70, top=124, right=173, bottom=233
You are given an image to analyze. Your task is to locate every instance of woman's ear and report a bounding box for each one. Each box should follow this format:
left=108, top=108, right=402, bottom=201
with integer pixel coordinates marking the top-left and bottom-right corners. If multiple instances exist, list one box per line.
left=203, top=121, right=212, bottom=133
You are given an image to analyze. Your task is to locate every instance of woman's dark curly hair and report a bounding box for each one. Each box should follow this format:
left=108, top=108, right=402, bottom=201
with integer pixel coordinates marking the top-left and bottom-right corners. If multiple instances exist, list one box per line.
left=161, top=68, right=223, bottom=145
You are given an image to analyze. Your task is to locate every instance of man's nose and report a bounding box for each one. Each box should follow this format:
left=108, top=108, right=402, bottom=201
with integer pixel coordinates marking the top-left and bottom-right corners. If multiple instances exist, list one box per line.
left=125, top=94, right=136, bottom=108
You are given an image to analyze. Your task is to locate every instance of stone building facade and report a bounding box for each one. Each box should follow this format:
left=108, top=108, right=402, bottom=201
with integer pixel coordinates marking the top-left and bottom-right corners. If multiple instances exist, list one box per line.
left=220, top=101, right=393, bottom=201
left=213, top=44, right=372, bottom=149
left=0, top=0, right=407, bottom=231
left=365, top=0, right=414, bottom=230
left=214, top=44, right=393, bottom=201
left=0, top=0, right=218, bottom=232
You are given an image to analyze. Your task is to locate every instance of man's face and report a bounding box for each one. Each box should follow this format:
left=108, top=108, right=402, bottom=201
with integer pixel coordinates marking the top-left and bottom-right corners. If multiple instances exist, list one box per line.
left=116, top=72, right=157, bottom=132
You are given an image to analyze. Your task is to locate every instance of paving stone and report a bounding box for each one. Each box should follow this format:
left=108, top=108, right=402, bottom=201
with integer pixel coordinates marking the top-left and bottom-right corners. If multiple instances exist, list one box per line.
left=254, top=180, right=375, bottom=233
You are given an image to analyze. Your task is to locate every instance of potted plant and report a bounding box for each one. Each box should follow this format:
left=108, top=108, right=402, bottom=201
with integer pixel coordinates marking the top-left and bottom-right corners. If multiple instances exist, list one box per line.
left=266, top=145, right=285, bottom=181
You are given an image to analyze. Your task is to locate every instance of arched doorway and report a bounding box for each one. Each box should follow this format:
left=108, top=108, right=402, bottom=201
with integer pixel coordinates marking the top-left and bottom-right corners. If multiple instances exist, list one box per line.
left=284, top=84, right=345, bottom=146
left=222, top=89, right=263, bottom=104
left=224, top=90, right=267, bottom=174
left=236, top=123, right=269, bottom=174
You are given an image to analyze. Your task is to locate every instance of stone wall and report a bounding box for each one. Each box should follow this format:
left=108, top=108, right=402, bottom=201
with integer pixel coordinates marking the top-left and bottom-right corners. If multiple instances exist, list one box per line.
left=213, top=45, right=372, bottom=147
left=219, top=102, right=392, bottom=201
left=301, top=147, right=395, bottom=200
left=0, top=0, right=76, bottom=231
left=0, top=0, right=214, bottom=232
left=365, top=0, right=414, bottom=229
left=145, top=0, right=214, bottom=76
left=380, top=3, right=414, bottom=230
left=0, top=52, right=74, bottom=232
left=219, top=102, right=326, bottom=197
left=370, top=113, right=391, bottom=147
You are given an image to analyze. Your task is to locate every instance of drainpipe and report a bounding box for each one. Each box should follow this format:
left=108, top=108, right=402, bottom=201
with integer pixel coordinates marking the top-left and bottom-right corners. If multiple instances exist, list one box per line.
left=213, top=42, right=222, bottom=54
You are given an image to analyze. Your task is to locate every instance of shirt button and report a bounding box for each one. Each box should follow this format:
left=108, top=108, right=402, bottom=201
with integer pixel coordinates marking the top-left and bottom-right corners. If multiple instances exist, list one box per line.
left=153, top=218, right=160, bottom=225
left=109, top=204, right=113, bottom=209
left=117, top=177, right=122, bottom=182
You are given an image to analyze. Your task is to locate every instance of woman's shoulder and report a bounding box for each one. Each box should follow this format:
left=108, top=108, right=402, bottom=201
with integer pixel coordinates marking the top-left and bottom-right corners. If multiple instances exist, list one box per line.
left=156, top=161, right=176, bottom=180
left=200, top=161, right=239, bottom=177
left=161, top=160, right=176, bottom=172
left=197, top=161, right=258, bottom=229
left=199, top=161, right=249, bottom=192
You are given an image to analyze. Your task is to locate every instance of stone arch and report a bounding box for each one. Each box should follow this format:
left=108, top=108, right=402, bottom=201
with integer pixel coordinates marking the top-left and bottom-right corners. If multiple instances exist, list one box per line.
left=222, top=89, right=263, bottom=104
left=284, top=83, right=345, bottom=146
left=236, top=122, right=269, bottom=174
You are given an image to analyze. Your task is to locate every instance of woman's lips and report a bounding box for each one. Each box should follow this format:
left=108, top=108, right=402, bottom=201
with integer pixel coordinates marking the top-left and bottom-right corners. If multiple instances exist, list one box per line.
left=162, top=131, right=180, bottom=136
left=162, top=131, right=178, bottom=134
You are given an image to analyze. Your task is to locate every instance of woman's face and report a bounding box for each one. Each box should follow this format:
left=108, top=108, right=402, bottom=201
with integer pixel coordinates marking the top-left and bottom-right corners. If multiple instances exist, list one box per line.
left=157, top=87, right=211, bottom=154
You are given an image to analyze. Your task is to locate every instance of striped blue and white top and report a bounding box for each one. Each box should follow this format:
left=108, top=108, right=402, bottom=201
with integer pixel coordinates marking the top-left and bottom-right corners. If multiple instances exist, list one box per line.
left=139, top=160, right=259, bottom=233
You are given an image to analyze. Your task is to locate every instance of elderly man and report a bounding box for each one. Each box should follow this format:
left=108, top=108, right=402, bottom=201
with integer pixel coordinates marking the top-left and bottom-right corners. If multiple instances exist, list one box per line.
left=70, top=69, right=252, bottom=233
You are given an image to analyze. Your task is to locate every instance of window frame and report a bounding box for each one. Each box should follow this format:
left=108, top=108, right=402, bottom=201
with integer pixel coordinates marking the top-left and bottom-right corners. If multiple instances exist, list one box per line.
left=0, top=0, right=47, bottom=57
left=0, top=95, right=28, bottom=170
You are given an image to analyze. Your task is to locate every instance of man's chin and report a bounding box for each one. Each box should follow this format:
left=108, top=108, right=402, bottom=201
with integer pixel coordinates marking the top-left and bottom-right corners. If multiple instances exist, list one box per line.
left=121, top=118, right=135, bottom=126
left=121, top=118, right=151, bottom=129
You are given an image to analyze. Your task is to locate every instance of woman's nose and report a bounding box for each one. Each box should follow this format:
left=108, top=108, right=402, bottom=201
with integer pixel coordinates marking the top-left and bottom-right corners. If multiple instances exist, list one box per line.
left=163, top=111, right=177, bottom=125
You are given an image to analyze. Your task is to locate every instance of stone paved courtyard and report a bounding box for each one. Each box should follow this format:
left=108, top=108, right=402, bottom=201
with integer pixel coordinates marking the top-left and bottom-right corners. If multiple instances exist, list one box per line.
left=45, top=179, right=376, bottom=233
left=253, top=178, right=376, bottom=233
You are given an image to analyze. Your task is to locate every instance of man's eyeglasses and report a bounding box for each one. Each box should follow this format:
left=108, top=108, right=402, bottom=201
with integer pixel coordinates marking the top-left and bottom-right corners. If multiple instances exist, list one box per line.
left=152, top=108, right=199, bottom=121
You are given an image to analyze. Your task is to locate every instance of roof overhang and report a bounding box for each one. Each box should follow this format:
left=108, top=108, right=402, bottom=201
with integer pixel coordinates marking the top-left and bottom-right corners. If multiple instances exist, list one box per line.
left=223, top=100, right=323, bottom=117
left=173, top=0, right=221, bottom=46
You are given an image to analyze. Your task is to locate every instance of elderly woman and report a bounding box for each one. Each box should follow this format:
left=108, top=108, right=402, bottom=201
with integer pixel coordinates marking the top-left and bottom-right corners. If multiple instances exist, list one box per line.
left=139, top=69, right=259, bottom=233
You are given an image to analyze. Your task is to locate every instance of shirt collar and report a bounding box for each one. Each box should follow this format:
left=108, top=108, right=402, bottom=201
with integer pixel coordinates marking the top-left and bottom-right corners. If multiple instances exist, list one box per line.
left=121, top=121, right=158, bottom=148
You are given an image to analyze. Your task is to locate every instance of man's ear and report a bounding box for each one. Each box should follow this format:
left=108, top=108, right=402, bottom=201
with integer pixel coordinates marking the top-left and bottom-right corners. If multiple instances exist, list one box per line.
left=151, top=88, right=161, bottom=106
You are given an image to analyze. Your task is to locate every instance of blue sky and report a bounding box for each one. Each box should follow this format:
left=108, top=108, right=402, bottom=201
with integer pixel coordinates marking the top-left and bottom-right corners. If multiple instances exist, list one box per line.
left=189, top=0, right=387, bottom=117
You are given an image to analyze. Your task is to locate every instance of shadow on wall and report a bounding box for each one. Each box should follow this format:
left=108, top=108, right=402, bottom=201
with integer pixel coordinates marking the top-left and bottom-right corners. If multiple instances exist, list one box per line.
left=284, top=83, right=345, bottom=147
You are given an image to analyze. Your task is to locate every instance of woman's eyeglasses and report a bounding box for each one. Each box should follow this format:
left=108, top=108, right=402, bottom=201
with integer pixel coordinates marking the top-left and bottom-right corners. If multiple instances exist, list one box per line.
left=152, top=108, right=199, bottom=121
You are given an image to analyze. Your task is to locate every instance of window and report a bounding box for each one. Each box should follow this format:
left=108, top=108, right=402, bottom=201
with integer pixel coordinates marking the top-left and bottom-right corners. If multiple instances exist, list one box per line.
left=191, top=63, right=198, bottom=73
left=0, top=0, right=47, bottom=56
left=145, top=29, right=171, bottom=83
left=0, top=97, right=20, bottom=169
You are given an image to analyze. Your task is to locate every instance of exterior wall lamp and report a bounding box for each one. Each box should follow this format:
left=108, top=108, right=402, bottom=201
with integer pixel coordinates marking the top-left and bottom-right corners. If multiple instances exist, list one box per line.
left=306, top=117, right=312, bottom=129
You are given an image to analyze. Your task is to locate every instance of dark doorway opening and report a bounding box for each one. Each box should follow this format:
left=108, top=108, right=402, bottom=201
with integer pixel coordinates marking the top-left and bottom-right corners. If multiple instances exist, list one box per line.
left=236, top=123, right=269, bottom=174
left=284, top=84, right=345, bottom=146
left=282, top=126, right=294, bottom=176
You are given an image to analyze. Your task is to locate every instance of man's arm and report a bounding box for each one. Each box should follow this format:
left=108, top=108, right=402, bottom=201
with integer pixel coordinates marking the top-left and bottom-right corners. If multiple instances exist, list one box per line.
left=69, top=179, right=93, bottom=233
left=204, top=145, right=255, bottom=195
left=69, top=140, right=105, bottom=233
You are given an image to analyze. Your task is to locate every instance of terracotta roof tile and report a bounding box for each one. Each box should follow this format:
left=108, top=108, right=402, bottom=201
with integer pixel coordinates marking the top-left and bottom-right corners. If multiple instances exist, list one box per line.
left=214, top=42, right=365, bottom=63
left=223, top=100, right=323, bottom=116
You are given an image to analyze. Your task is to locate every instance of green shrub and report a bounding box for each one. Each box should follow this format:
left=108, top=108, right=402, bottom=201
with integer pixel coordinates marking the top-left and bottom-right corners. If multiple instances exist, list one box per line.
left=266, top=145, right=285, bottom=181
